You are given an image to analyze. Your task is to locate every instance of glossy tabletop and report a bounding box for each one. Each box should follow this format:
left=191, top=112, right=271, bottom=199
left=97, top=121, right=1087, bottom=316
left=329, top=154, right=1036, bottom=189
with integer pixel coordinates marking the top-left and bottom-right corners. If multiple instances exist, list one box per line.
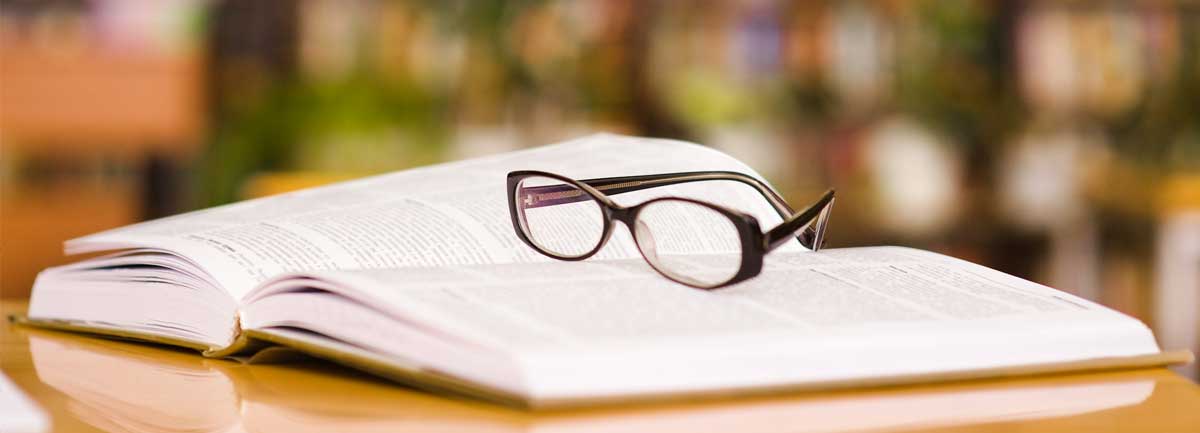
left=2, top=301, right=1199, bottom=433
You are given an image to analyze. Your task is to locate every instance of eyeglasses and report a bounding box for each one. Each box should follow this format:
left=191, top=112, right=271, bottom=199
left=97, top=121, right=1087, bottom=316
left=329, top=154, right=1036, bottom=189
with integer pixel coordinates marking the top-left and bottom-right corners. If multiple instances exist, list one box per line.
left=507, top=170, right=835, bottom=289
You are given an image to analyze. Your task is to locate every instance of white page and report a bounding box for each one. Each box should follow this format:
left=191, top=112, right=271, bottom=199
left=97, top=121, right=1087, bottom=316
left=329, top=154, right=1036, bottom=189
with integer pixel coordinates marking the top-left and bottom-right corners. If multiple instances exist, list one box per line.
left=244, top=246, right=1162, bottom=400
left=264, top=247, right=1149, bottom=349
left=24, top=326, right=1159, bottom=433
left=28, top=249, right=243, bottom=348
left=66, top=134, right=796, bottom=300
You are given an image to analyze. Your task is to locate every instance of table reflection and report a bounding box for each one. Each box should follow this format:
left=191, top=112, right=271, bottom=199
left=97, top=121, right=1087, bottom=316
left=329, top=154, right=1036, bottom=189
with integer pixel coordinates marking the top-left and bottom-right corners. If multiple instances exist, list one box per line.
left=26, top=329, right=1162, bottom=433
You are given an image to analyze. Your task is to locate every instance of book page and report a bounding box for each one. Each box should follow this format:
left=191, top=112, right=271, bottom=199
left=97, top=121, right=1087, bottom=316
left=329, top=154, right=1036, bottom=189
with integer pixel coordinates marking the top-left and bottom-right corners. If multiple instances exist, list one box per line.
left=24, top=325, right=1164, bottom=433
left=244, top=246, right=1162, bottom=399
left=67, top=134, right=796, bottom=299
left=264, top=246, right=1148, bottom=347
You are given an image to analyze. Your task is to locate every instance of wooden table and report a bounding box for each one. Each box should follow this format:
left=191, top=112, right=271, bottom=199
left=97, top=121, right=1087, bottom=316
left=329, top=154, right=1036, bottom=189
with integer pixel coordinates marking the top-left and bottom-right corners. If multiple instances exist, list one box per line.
left=3, top=301, right=1198, bottom=433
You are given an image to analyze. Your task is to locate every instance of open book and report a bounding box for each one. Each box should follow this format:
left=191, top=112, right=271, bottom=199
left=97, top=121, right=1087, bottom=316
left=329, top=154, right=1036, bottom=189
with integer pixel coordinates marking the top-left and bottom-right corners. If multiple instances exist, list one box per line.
left=23, top=134, right=1191, bottom=407
left=29, top=327, right=1188, bottom=433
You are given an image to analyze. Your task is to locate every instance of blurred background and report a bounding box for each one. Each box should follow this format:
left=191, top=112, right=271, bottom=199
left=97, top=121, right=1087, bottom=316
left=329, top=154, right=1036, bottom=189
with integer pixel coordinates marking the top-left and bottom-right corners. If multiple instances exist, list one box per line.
left=1, top=0, right=1197, bottom=378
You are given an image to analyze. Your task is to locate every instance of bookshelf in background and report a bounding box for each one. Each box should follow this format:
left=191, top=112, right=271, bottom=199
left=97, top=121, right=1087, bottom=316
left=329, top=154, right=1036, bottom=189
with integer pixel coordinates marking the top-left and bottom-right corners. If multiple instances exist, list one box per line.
left=0, top=1, right=206, bottom=298
left=0, top=0, right=1196, bottom=373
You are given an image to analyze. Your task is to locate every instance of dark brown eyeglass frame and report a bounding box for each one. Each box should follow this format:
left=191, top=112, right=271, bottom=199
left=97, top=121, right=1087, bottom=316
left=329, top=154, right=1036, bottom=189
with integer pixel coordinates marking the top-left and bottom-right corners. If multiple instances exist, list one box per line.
left=507, top=170, right=835, bottom=289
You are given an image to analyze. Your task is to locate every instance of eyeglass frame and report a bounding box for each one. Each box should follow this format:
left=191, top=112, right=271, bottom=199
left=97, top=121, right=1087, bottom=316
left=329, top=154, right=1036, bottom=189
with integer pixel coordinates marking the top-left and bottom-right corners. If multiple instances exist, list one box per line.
left=506, top=170, right=835, bottom=289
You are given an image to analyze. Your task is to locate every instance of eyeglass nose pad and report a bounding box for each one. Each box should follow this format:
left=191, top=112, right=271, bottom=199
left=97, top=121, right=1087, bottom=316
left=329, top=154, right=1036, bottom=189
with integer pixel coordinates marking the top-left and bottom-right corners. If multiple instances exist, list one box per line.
left=634, top=219, right=659, bottom=263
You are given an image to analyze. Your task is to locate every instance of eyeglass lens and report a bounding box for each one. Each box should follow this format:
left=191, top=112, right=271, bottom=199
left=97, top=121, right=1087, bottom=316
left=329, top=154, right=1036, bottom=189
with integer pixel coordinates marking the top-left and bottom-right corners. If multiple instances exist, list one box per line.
left=632, top=199, right=743, bottom=287
left=515, top=176, right=605, bottom=258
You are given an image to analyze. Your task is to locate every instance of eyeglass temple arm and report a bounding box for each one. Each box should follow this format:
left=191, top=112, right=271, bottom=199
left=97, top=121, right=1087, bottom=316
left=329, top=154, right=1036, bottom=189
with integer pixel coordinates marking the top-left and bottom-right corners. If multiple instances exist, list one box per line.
left=519, top=171, right=796, bottom=217
left=763, top=189, right=835, bottom=252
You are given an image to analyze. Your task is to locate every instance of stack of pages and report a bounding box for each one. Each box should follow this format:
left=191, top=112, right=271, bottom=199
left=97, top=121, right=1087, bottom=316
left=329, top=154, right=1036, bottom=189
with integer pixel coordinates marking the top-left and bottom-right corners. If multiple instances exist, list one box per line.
left=30, top=328, right=1190, bottom=433
left=24, top=134, right=1191, bottom=407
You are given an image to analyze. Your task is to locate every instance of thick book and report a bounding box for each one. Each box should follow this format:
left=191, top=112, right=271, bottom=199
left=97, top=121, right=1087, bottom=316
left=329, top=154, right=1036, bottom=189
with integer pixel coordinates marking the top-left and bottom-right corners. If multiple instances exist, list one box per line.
left=22, top=134, right=1192, bottom=407
left=29, top=327, right=1192, bottom=433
